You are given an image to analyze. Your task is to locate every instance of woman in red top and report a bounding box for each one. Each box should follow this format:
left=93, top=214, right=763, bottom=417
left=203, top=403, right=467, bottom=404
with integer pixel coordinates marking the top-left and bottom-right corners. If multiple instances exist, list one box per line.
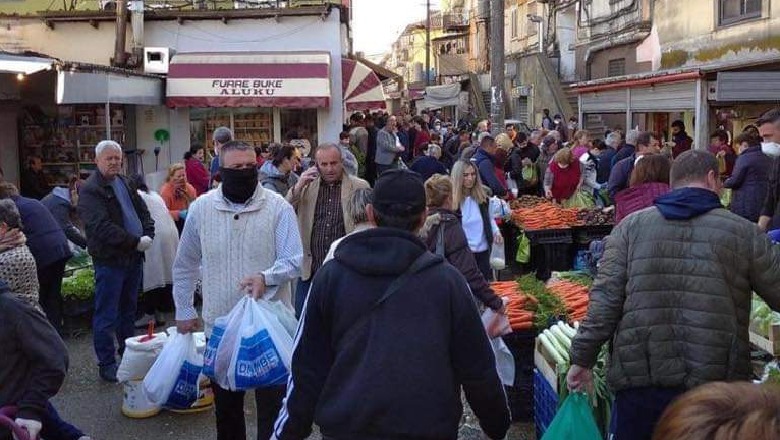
left=614, top=154, right=672, bottom=224
left=413, top=117, right=431, bottom=157
left=183, top=145, right=209, bottom=196
left=543, top=148, right=581, bottom=203
left=160, top=163, right=197, bottom=234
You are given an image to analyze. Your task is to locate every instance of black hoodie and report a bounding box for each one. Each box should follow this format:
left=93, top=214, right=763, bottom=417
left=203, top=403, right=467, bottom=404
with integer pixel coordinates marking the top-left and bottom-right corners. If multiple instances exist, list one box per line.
left=274, top=228, right=510, bottom=440
left=0, top=281, right=68, bottom=427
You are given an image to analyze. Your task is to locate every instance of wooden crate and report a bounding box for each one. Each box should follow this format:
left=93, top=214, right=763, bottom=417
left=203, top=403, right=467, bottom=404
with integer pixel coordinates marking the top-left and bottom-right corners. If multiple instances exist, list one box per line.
left=749, top=322, right=780, bottom=356
left=534, top=338, right=561, bottom=394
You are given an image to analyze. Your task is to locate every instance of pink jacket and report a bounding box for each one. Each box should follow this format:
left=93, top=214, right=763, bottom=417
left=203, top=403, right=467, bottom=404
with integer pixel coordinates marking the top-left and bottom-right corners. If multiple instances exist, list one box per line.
left=614, top=182, right=671, bottom=224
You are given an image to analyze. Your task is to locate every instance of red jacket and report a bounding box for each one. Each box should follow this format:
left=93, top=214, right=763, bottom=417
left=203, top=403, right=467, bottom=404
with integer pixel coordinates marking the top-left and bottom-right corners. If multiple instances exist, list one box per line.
left=614, top=182, right=671, bottom=224
left=184, top=158, right=210, bottom=196
left=549, top=162, right=581, bottom=202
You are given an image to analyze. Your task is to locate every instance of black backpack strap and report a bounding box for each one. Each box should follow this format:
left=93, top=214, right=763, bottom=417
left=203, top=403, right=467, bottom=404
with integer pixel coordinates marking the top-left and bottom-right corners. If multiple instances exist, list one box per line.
left=435, top=223, right=446, bottom=257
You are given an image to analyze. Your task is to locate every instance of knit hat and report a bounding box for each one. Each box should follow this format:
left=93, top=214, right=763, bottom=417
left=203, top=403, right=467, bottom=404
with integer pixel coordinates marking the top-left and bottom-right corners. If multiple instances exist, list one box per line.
left=373, top=169, right=426, bottom=217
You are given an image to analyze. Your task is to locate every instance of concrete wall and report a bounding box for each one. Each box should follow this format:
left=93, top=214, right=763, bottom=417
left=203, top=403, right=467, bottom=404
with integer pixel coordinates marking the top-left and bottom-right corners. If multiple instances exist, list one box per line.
left=656, top=0, right=780, bottom=69
left=586, top=44, right=652, bottom=80
left=515, top=54, right=559, bottom=126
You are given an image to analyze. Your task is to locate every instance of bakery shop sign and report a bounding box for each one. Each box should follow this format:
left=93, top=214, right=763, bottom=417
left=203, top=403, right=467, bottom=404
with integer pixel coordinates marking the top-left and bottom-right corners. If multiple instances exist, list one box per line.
left=212, top=79, right=284, bottom=96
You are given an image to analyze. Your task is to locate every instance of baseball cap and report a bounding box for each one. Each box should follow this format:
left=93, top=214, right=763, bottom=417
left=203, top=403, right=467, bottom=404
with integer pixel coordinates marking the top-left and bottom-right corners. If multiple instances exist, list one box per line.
left=372, top=169, right=426, bottom=217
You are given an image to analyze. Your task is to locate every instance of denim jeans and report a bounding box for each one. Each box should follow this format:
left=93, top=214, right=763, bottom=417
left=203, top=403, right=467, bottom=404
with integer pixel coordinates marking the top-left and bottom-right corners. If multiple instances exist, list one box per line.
left=41, top=402, right=85, bottom=440
left=294, top=278, right=313, bottom=319
left=609, top=386, right=686, bottom=440
left=93, top=261, right=142, bottom=367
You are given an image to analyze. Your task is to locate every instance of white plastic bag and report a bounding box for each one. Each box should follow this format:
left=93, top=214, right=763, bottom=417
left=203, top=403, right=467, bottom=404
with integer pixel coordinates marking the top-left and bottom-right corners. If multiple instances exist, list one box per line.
left=116, top=332, right=168, bottom=383
left=489, top=196, right=510, bottom=219
left=204, top=296, right=297, bottom=391
left=490, top=238, right=506, bottom=270
left=142, top=332, right=203, bottom=409
left=491, top=337, right=515, bottom=386
left=481, top=306, right=512, bottom=339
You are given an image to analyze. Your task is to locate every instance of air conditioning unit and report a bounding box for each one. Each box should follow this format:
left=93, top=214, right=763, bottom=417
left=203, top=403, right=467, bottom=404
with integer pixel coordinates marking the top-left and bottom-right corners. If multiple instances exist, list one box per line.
left=144, top=47, right=175, bottom=74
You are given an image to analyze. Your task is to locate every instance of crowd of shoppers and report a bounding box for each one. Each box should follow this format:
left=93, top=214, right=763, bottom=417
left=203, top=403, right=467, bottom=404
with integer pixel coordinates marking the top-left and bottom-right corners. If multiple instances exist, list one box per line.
left=6, top=104, right=780, bottom=440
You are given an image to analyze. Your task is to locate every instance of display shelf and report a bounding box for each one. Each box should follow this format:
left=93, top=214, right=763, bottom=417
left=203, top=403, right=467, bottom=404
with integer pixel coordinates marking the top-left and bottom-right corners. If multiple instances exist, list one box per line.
left=749, top=323, right=780, bottom=356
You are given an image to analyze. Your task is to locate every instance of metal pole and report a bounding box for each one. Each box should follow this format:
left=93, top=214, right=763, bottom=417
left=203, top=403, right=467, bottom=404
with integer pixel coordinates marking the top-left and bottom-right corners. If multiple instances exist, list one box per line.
left=113, top=0, right=129, bottom=67
left=489, top=0, right=505, bottom=135
left=425, top=0, right=431, bottom=86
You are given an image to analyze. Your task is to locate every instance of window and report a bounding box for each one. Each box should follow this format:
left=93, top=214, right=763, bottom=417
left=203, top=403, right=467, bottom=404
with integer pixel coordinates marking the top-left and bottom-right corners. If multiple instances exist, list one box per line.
left=719, top=0, right=762, bottom=25
left=607, top=58, right=626, bottom=77
left=510, top=8, right=518, bottom=39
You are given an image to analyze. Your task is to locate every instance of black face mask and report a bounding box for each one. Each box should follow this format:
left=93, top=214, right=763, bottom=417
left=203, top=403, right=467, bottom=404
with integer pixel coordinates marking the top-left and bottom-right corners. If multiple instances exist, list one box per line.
left=219, top=167, right=258, bottom=204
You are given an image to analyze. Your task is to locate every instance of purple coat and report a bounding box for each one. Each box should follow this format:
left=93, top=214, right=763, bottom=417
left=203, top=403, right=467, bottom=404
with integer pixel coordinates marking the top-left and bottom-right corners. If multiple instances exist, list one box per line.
left=614, top=182, right=671, bottom=224
left=724, top=146, right=771, bottom=222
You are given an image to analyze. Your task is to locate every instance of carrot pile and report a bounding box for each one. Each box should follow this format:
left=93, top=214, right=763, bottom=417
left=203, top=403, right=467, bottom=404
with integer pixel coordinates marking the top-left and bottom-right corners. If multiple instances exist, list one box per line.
left=510, top=203, right=583, bottom=231
left=547, top=280, right=590, bottom=323
left=491, top=281, right=535, bottom=331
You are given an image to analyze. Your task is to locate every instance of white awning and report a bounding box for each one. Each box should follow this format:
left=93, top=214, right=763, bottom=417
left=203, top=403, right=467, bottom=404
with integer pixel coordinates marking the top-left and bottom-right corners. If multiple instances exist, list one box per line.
left=419, top=83, right=461, bottom=109
left=0, top=52, right=54, bottom=75
left=57, top=69, right=164, bottom=106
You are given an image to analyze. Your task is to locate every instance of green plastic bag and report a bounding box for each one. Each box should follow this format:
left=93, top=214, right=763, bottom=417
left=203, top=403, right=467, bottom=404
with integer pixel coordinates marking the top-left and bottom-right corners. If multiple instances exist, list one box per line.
left=522, top=164, right=538, bottom=187
left=516, top=233, right=531, bottom=264
left=563, top=190, right=596, bottom=209
left=720, top=188, right=732, bottom=208
left=541, top=393, right=602, bottom=440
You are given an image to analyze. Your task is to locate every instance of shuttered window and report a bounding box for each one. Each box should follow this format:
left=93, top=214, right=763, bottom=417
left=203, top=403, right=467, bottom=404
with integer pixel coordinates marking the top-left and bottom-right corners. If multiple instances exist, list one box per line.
left=607, top=58, right=626, bottom=77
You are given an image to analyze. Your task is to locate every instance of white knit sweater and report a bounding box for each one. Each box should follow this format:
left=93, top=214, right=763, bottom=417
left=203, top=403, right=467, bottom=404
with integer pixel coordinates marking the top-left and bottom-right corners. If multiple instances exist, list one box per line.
left=172, top=185, right=303, bottom=336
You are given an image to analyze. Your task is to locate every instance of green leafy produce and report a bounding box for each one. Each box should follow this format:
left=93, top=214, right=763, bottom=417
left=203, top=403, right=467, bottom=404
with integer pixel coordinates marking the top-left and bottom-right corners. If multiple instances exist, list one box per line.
left=556, top=271, right=594, bottom=288
left=61, top=268, right=95, bottom=301
left=517, top=274, right=568, bottom=329
left=751, top=294, right=780, bottom=337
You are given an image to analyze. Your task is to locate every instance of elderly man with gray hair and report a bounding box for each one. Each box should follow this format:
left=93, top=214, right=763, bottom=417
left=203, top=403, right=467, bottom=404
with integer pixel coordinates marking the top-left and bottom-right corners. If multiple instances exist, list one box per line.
left=77, top=140, right=155, bottom=383
left=209, top=126, right=234, bottom=188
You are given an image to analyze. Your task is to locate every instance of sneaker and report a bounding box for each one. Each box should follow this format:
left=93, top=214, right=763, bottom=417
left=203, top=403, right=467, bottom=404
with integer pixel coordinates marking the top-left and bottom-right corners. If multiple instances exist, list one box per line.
left=134, top=314, right=155, bottom=329
left=99, top=364, right=118, bottom=383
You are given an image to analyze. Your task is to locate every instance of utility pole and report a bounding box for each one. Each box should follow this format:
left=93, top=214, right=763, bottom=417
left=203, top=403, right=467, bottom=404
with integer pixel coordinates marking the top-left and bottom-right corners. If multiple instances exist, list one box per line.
left=425, top=0, right=431, bottom=86
left=113, top=0, right=129, bottom=67
left=489, top=0, right=505, bottom=135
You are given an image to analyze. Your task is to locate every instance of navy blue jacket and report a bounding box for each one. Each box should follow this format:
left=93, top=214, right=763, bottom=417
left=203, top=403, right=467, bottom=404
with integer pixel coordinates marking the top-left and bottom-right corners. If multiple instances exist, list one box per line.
left=274, top=228, right=510, bottom=440
left=608, top=155, right=636, bottom=198
left=724, top=146, right=771, bottom=222
left=12, top=195, right=71, bottom=268
left=409, top=155, right=448, bottom=182
left=597, top=147, right=617, bottom=184
left=474, top=148, right=507, bottom=197
left=612, top=144, right=635, bottom=167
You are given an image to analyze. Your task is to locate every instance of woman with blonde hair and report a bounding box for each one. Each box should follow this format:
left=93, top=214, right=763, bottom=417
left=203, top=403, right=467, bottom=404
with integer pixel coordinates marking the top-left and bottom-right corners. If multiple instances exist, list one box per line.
left=571, top=129, right=591, bottom=159
left=159, top=162, right=197, bottom=234
left=543, top=147, right=582, bottom=204
left=421, top=174, right=504, bottom=311
left=451, top=160, right=501, bottom=281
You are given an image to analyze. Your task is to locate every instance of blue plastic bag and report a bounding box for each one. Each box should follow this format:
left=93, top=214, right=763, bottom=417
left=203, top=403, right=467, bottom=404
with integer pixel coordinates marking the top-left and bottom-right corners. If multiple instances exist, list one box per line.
left=143, top=332, right=203, bottom=409
left=208, top=296, right=297, bottom=391
left=541, top=393, right=602, bottom=440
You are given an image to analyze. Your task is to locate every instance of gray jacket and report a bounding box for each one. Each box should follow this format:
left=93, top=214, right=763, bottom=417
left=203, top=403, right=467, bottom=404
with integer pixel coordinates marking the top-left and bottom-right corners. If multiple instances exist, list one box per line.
left=570, top=207, right=780, bottom=391
left=375, top=128, right=403, bottom=166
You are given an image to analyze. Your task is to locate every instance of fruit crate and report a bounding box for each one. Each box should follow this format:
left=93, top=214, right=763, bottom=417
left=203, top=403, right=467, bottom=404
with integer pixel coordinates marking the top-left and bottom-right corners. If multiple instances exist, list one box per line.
left=525, top=228, right=573, bottom=245
left=573, top=224, right=614, bottom=245
left=534, top=337, right=560, bottom=394
left=534, top=369, right=558, bottom=438
left=749, top=322, right=780, bottom=356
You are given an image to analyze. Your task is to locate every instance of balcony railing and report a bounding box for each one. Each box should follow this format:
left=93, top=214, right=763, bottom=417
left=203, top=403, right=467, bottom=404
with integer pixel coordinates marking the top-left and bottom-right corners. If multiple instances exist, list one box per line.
left=443, top=12, right=469, bottom=30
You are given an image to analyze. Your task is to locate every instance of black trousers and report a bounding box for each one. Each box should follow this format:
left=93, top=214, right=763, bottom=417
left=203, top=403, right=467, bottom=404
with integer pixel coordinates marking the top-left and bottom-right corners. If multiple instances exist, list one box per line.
left=210, top=383, right=286, bottom=440
left=140, top=285, right=174, bottom=316
left=473, top=250, right=493, bottom=282
left=38, top=257, right=69, bottom=334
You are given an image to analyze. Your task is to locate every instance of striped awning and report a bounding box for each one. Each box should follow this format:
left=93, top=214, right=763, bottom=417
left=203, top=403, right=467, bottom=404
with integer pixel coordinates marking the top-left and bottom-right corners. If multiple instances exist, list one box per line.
left=166, top=52, right=331, bottom=108
left=342, top=58, right=386, bottom=111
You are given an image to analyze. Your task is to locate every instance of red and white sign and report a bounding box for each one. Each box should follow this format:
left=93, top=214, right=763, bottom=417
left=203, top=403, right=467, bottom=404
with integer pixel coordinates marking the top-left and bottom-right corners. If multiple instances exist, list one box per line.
left=166, top=52, right=331, bottom=108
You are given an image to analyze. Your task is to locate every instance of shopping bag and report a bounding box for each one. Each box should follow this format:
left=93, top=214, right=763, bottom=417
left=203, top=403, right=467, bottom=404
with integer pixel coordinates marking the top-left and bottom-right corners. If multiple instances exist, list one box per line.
left=482, top=306, right=512, bottom=338
left=563, top=190, right=596, bottom=209
left=489, top=196, right=511, bottom=220
left=490, top=238, right=506, bottom=270
left=143, top=332, right=203, bottom=409
left=522, top=164, right=538, bottom=187
left=720, top=188, right=732, bottom=208
left=516, top=233, right=530, bottom=264
left=541, top=393, right=602, bottom=440
left=228, top=297, right=296, bottom=390
left=490, top=337, right=515, bottom=386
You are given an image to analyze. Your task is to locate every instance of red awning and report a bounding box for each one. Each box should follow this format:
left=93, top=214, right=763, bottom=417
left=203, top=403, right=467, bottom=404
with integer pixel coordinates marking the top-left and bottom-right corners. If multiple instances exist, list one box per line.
left=166, top=52, right=331, bottom=108
left=342, top=58, right=386, bottom=111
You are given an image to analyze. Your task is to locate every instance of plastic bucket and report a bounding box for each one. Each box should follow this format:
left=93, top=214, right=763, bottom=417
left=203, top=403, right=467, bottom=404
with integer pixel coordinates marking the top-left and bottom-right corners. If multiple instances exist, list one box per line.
left=122, top=380, right=162, bottom=419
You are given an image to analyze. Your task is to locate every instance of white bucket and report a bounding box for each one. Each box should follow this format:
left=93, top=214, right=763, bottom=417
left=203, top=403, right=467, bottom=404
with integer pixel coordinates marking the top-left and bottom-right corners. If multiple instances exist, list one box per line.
left=122, top=380, right=162, bottom=419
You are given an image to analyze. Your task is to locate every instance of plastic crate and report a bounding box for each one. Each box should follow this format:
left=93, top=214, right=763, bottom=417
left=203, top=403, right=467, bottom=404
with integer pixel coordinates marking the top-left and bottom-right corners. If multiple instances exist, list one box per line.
left=573, top=224, right=614, bottom=245
left=525, top=228, right=573, bottom=245
left=544, top=243, right=574, bottom=272
left=534, top=369, right=559, bottom=438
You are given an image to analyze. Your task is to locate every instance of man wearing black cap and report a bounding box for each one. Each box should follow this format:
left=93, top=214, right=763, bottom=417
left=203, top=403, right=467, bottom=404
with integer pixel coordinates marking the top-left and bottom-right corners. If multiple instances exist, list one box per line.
left=273, top=170, right=510, bottom=440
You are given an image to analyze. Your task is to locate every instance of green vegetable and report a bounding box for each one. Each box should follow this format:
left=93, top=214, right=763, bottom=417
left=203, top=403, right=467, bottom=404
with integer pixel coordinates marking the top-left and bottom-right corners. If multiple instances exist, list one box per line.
left=544, top=329, right=569, bottom=363
left=551, top=325, right=572, bottom=350
left=539, top=332, right=566, bottom=366
left=62, top=268, right=95, bottom=301
left=517, top=274, right=568, bottom=329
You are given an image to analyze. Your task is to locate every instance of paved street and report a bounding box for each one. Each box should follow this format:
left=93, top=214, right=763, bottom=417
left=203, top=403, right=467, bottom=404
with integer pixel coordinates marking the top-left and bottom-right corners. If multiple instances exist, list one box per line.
left=53, top=331, right=534, bottom=440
